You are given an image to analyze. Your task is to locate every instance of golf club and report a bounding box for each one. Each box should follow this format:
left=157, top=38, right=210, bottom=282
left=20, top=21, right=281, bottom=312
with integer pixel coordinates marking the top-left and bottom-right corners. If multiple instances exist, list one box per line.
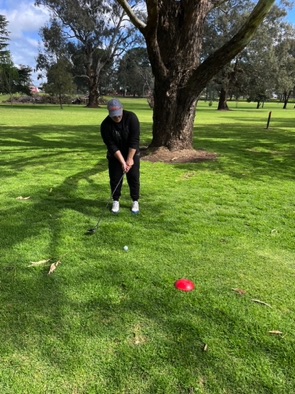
left=85, top=173, right=125, bottom=236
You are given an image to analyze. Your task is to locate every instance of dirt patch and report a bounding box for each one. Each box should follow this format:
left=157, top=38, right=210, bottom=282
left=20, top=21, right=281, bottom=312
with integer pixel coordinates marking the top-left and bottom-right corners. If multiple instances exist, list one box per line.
left=140, top=147, right=217, bottom=164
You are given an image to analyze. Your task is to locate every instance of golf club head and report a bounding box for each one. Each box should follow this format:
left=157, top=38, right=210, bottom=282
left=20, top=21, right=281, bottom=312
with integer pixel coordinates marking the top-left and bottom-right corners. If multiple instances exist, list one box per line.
left=85, top=228, right=96, bottom=236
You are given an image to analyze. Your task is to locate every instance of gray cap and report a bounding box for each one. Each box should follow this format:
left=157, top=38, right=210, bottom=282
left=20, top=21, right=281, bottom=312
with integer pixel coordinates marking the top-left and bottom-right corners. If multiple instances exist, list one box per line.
left=107, top=99, right=123, bottom=117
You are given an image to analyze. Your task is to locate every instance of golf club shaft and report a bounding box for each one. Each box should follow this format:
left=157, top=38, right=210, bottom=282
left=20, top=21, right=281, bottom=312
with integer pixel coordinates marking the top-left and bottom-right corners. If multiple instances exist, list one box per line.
left=93, top=172, right=125, bottom=230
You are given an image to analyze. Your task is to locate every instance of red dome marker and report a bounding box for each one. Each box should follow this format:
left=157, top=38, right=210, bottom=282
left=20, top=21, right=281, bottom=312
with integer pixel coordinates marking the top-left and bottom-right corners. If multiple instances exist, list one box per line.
left=175, top=279, right=195, bottom=292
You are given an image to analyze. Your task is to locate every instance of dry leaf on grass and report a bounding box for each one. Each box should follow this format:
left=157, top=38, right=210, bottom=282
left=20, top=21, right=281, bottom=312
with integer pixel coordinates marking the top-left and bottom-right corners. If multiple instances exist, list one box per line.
left=48, top=261, right=61, bottom=275
left=269, top=330, right=283, bottom=336
left=16, top=196, right=31, bottom=200
left=28, top=259, right=51, bottom=267
left=203, top=343, right=208, bottom=352
left=251, top=299, right=272, bottom=308
left=232, top=288, right=247, bottom=296
left=132, top=324, right=147, bottom=346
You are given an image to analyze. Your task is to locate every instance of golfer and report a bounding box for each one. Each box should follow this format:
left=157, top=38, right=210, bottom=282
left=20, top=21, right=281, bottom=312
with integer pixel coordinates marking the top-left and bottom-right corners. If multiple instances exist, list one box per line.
left=100, top=98, right=140, bottom=214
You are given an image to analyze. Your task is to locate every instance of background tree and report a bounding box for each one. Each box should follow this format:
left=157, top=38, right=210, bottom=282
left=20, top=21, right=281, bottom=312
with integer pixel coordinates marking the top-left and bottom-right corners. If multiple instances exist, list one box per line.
left=202, top=0, right=253, bottom=110
left=0, top=15, right=10, bottom=59
left=36, top=0, right=139, bottom=107
left=274, top=34, right=295, bottom=108
left=117, top=0, right=278, bottom=151
left=36, top=18, right=76, bottom=104
left=0, top=16, right=32, bottom=97
left=0, top=14, right=12, bottom=94
left=44, top=57, right=76, bottom=108
left=117, top=47, right=153, bottom=97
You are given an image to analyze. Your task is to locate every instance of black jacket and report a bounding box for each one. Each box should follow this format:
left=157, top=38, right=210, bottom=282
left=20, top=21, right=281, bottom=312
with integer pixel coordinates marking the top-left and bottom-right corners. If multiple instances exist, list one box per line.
left=100, top=110, right=140, bottom=158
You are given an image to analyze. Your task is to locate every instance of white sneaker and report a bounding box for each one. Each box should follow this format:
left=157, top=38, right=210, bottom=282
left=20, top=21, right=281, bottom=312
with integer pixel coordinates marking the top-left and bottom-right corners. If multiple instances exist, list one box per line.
left=131, top=201, right=139, bottom=214
left=111, top=200, right=120, bottom=213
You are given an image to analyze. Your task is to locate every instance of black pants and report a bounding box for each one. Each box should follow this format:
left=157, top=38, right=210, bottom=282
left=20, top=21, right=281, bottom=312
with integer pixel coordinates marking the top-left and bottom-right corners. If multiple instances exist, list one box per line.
left=108, top=153, right=140, bottom=201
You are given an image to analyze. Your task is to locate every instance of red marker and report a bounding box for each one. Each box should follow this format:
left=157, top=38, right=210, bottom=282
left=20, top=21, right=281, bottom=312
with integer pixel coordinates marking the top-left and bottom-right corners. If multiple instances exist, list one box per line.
left=175, top=279, right=195, bottom=292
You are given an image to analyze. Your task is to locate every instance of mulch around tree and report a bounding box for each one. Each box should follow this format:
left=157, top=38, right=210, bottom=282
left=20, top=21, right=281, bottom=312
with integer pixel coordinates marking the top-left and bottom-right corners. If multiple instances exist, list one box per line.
left=140, top=147, right=217, bottom=164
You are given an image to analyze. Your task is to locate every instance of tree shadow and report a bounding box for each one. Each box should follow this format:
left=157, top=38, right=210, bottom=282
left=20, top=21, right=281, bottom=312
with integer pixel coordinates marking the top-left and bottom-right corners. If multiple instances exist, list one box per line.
left=185, top=121, right=295, bottom=180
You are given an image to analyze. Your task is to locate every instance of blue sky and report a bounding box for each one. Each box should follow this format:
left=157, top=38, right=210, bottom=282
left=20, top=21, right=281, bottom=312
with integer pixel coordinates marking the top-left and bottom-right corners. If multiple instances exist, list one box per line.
left=1, top=0, right=295, bottom=86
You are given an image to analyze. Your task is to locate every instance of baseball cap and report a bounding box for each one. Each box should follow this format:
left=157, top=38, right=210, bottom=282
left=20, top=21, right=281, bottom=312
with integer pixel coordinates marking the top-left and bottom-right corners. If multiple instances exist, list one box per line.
left=107, top=99, right=123, bottom=117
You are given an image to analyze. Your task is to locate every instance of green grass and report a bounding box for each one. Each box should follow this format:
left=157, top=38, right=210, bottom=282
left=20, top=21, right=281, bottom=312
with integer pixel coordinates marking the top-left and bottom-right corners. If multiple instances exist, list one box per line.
left=0, top=99, right=295, bottom=393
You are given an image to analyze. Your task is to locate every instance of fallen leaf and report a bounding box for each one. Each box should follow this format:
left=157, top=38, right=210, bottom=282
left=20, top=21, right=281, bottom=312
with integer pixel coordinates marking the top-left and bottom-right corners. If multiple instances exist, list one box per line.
left=269, top=330, right=283, bottom=335
left=251, top=299, right=272, bottom=308
left=132, top=324, right=147, bottom=345
left=232, top=288, right=247, bottom=296
left=16, top=196, right=31, bottom=200
left=48, top=260, right=61, bottom=275
left=28, top=259, right=51, bottom=267
left=203, top=343, right=208, bottom=352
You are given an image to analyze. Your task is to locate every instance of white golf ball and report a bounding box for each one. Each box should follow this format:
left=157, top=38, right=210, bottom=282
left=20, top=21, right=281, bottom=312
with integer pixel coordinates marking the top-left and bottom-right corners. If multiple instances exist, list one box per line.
left=123, top=245, right=129, bottom=252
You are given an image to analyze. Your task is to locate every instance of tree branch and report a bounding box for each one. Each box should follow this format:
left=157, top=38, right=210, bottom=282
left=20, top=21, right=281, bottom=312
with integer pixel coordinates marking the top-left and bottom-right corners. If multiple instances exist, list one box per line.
left=116, top=0, right=146, bottom=32
left=192, top=0, right=276, bottom=92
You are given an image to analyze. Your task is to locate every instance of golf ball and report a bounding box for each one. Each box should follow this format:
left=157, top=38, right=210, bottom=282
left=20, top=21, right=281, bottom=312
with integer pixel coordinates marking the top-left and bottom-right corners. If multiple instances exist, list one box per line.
left=123, top=245, right=129, bottom=252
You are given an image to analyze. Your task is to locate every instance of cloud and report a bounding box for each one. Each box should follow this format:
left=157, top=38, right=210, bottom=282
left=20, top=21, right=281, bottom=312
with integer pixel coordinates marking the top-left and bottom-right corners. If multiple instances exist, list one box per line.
left=5, top=2, right=50, bottom=39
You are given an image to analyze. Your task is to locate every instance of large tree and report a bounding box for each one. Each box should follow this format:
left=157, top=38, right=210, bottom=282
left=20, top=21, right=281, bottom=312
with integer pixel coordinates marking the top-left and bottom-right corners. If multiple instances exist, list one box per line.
left=35, top=0, right=139, bottom=107
left=117, top=0, right=277, bottom=150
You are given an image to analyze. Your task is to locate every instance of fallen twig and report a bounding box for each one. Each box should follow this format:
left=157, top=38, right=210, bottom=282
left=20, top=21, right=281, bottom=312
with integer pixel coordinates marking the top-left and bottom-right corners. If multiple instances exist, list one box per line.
left=269, top=330, right=283, bottom=336
left=251, top=299, right=272, bottom=308
left=16, top=196, right=31, bottom=200
left=28, top=259, right=51, bottom=267
left=232, top=288, right=247, bottom=296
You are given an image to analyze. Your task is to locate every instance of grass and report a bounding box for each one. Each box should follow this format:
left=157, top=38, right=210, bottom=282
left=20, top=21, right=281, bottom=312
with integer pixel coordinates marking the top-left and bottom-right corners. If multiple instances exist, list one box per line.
left=0, top=99, right=295, bottom=393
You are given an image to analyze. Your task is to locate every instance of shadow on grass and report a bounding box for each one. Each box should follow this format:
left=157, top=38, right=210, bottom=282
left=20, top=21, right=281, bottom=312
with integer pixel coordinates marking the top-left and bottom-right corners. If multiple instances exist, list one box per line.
left=188, top=121, right=295, bottom=181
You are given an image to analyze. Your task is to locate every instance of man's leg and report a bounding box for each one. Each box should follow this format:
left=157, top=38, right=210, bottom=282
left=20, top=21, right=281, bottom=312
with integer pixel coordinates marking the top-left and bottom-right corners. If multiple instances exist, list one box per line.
left=108, top=157, right=124, bottom=201
left=126, top=154, right=140, bottom=202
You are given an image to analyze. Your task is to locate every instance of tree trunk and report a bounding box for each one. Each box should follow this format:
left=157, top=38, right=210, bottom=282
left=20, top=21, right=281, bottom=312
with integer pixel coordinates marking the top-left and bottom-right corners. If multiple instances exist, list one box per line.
left=87, top=74, right=99, bottom=108
left=85, top=46, right=99, bottom=108
left=282, top=90, right=291, bottom=109
left=217, top=87, right=229, bottom=110
left=150, top=78, right=197, bottom=150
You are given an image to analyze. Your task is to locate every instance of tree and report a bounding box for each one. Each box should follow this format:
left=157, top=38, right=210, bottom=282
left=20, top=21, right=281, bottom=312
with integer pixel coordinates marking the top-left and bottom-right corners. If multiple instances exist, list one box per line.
left=202, top=0, right=254, bottom=110
left=36, top=0, right=139, bottom=107
left=274, top=35, right=295, bottom=108
left=0, top=14, right=12, bottom=94
left=117, top=47, right=153, bottom=96
left=1, top=15, right=32, bottom=96
left=36, top=18, right=76, bottom=105
left=0, top=15, right=10, bottom=59
left=44, top=58, right=76, bottom=108
left=117, top=0, right=276, bottom=150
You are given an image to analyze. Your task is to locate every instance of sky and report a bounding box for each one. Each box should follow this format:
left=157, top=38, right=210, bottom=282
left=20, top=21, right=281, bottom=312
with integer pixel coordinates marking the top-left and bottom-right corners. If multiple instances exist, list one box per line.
left=1, top=0, right=295, bottom=87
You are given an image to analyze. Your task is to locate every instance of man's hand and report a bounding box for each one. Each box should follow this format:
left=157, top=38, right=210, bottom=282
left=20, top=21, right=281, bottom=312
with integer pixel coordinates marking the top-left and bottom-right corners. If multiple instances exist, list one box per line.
left=125, top=157, right=134, bottom=173
left=121, top=161, right=128, bottom=173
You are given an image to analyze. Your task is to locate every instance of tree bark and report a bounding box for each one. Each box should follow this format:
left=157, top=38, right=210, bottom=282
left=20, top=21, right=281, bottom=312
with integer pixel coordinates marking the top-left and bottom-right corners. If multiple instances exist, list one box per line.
left=85, top=47, right=99, bottom=108
left=151, top=79, right=197, bottom=150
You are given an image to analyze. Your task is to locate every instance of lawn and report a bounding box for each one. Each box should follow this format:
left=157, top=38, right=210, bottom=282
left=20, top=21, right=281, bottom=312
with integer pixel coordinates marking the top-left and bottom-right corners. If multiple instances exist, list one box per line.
left=0, top=99, right=294, bottom=393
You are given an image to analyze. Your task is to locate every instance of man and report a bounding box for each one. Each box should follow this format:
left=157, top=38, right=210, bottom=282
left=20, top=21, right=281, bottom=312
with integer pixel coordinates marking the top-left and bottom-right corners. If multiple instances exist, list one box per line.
left=100, top=98, right=140, bottom=214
